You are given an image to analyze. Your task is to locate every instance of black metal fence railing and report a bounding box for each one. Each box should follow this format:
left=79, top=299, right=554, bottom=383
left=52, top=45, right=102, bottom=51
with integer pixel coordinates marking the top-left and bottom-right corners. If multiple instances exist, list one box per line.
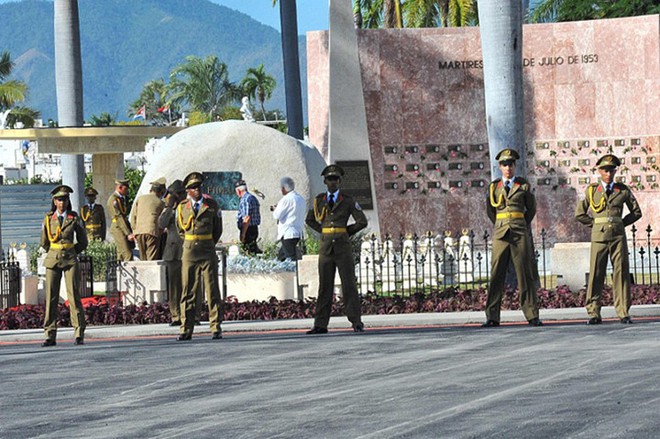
left=0, top=260, right=21, bottom=309
left=78, top=255, right=94, bottom=298
left=354, top=225, right=659, bottom=296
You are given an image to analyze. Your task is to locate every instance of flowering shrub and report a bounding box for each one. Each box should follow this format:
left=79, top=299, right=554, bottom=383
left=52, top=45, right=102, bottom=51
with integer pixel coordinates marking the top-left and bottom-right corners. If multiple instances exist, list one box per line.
left=1, top=284, right=658, bottom=330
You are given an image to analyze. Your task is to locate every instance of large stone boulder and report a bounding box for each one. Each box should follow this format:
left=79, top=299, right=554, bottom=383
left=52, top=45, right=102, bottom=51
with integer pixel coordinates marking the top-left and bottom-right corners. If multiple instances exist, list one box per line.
left=135, top=120, right=327, bottom=244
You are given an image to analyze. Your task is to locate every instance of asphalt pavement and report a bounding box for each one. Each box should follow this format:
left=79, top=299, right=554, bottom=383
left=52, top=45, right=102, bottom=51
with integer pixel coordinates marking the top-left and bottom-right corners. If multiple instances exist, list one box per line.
left=1, top=305, right=660, bottom=438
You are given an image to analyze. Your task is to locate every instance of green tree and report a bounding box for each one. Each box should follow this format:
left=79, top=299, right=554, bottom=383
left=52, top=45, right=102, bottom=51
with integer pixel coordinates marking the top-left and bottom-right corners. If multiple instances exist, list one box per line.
left=124, top=167, right=145, bottom=206
left=169, top=55, right=241, bottom=121
left=241, top=64, right=277, bottom=121
left=0, top=51, right=39, bottom=127
left=529, top=0, right=660, bottom=23
left=88, top=112, right=117, bottom=126
left=129, top=78, right=175, bottom=126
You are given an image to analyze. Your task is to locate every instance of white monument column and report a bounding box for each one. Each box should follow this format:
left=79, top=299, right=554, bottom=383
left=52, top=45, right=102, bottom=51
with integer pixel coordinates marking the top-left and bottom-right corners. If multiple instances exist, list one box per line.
left=328, top=0, right=380, bottom=235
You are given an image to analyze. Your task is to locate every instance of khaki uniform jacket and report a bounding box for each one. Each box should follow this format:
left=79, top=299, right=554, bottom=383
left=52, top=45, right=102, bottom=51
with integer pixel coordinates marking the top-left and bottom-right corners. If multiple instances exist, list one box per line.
left=40, top=211, right=88, bottom=269
left=486, top=178, right=536, bottom=239
left=158, top=205, right=183, bottom=262
left=575, top=182, right=642, bottom=242
left=107, top=192, right=133, bottom=236
left=130, top=193, right=165, bottom=237
left=176, top=195, right=223, bottom=262
left=80, top=204, right=106, bottom=240
left=305, top=192, right=368, bottom=256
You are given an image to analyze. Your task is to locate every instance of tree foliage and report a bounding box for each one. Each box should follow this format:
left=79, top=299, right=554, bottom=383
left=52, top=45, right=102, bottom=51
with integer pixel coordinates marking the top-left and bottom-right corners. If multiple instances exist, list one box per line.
left=529, top=0, right=660, bottom=23
left=241, top=64, right=277, bottom=121
left=0, top=51, right=39, bottom=127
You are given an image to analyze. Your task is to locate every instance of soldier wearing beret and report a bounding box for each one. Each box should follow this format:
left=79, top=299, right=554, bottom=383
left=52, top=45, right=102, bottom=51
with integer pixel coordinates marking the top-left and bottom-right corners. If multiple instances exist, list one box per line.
left=80, top=187, right=106, bottom=241
left=40, top=185, right=88, bottom=346
left=130, top=177, right=166, bottom=260
left=576, top=154, right=642, bottom=324
left=305, top=164, right=368, bottom=334
left=483, top=148, right=542, bottom=327
left=107, top=178, right=135, bottom=261
left=158, top=179, right=186, bottom=326
left=176, top=172, right=223, bottom=340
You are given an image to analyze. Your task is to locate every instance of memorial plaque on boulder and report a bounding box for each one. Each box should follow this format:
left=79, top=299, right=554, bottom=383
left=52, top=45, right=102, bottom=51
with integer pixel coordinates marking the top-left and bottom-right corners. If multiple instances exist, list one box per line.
left=336, top=160, right=374, bottom=209
left=203, top=171, right=242, bottom=210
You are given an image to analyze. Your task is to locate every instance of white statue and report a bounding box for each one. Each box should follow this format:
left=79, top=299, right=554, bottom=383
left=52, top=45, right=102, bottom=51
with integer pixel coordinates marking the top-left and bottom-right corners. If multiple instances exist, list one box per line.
left=240, top=96, right=255, bottom=122
left=380, top=237, right=398, bottom=292
left=401, top=234, right=417, bottom=292
left=457, top=229, right=474, bottom=283
left=419, top=232, right=441, bottom=286
left=359, top=235, right=379, bottom=294
left=0, top=109, right=11, bottom=129
left=441, top=231, right=458, bottom=280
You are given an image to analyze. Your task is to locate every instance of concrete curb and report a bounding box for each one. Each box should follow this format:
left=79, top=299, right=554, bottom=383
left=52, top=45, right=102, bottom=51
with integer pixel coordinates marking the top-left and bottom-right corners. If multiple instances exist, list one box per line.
left=1, top=304, right=659, bottom=343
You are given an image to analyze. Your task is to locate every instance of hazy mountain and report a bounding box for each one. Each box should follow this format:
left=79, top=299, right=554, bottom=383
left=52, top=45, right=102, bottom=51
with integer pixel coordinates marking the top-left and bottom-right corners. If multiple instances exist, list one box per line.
left=0, top=0, right=307, bottom=122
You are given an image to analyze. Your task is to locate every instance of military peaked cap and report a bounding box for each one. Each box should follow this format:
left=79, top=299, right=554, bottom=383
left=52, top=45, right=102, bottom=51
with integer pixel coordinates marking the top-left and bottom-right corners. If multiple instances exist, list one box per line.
left=596, top=154, right=621, bottom=168
left=84, top=187, right=98, bottom=196
left=168, top=179, right=185, bottom=194
left=495, top=148, right=520, bottom=163
left=150, top=177, right=167, bottom=188
left=51, top=185, right=74, bottom=198
left=183, top=172, right=204, bottom=189
left=322, top=164, right=345, bottom=178
left=115, top=178, right=129, bottom=186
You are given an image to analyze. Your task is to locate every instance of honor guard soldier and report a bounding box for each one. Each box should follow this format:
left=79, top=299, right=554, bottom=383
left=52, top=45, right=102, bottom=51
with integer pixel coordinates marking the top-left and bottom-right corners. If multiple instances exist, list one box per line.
left=131, top=177, right=166, bottom=260
left=483, top=149, right=542, bottom=327
left=575, top=154, right=642, bottom=324
left=176, top=172, right=223, bottom=341
left=80, top=187, right=106, bottom=241
left=305, top=164, right=368, bottom=334
left=107, top=178, right=135, bottom=261
left=40, top=185, right=88, bottom=346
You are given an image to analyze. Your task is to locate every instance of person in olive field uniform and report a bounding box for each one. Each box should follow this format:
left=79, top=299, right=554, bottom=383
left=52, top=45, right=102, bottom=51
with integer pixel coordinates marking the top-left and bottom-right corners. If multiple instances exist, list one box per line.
left=575, top=154, right=642, bottom=324
left=305, top=164, right=368, bottom=334
left=80, top=187, right=106, bottom=241
left=483, top=149, right=543, bottom=327
left=107, top=179, right=135, bottom=261
left=158, top=179, right=186, bottom=326
left=176, top=172, right=223, bottom=341
left=40, top=185, right=88, bottom=347
left=131, top=177, right=166, bottom=260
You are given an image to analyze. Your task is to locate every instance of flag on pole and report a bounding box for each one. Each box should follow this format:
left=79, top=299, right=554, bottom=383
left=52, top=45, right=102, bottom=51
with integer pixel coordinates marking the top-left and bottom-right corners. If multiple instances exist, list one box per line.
left=157, top=104, right=170, bottom=114
left=133, top=105, right=146, bottom=120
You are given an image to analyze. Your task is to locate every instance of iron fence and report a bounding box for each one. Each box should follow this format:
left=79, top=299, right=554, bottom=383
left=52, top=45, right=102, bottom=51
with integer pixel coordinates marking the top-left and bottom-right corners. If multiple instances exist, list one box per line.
left=78, top=255, right=94, bottom=298
left=354, top=224, right=659, bottom=296
left=0, top=260, right=21, bottom=309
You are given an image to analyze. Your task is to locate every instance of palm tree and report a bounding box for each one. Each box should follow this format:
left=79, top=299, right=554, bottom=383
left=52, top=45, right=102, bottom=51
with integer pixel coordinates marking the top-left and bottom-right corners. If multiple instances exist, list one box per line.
left=478, top=0, right=526, bottom=178
left=88, top=112, right=117, bottom=127
left=0, top=51, right=40, bottom=128
left=168, top=55, right=241, bottom=121
left=383, top=0, right=403, bottom=27
left=54, top=0, right=85, bottom=211
left=129, top=78, right=175, bottom=125
left=241, top=64, right=277, bottom=121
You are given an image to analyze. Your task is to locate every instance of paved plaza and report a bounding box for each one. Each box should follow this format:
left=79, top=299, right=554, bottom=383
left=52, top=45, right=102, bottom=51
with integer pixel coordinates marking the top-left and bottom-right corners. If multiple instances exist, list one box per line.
left=2, top=316, right=660, bottom=438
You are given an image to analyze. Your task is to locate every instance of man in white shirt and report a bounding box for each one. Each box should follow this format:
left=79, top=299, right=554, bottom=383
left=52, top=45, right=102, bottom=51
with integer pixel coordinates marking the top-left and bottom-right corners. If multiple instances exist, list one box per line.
left=271, top=176, right=307, bottom=261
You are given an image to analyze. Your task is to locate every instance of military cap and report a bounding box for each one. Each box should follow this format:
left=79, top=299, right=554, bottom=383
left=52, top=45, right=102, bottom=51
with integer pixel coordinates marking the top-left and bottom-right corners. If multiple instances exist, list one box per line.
left=321, top=164, right=345, bottom=178
left=183, top=172, right=204, bottom=189
left=51, top=185, right=74, bottom=198
left=495, top=148, right=520, bottom=163
left=167, top=179, right=185, bottom=194
left=596, top=154, right=621, bottom=168
left=150, top=176, right=167, bottom=188
left=84, top=187, right=98, bottom=196
left=115, top=178, right=129, bottom=186
left=234, top=179, right=247, bottom=189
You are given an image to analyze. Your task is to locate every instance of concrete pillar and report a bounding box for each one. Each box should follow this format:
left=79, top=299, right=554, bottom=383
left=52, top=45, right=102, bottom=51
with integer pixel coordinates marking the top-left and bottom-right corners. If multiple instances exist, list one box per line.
left=92, top=153, right=124, bottom=233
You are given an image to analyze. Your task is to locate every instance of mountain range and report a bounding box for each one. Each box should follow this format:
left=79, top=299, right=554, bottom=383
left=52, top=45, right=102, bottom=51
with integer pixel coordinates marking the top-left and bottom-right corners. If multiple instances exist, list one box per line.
left=0, top=0, right=308, bottom=122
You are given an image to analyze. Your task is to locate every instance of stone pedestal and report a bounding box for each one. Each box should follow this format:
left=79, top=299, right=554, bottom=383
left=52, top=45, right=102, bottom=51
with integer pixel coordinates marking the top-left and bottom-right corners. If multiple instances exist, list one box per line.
left=117, top=260, right=167, bottom=305
left=551, top=242, right=592, bottom=292
left=225, top=272, right=296, bottom=301
left=297, top=254, right=343, bottom=299
left=20, top=276, right=39, bottom=305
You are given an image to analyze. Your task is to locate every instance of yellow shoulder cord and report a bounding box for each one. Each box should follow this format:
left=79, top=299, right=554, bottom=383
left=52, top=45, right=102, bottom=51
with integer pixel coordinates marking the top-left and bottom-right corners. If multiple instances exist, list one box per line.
left=45, top=215, right=61, bottom=243
left=81, top=205, right=91, bottom=222
left=313, top=197, right=327, bottom=222
left=177, top=203, right=194, bottom=231
left=588, top=185, right=606, bottom=213
left=489, top=183, right=505, bottom=208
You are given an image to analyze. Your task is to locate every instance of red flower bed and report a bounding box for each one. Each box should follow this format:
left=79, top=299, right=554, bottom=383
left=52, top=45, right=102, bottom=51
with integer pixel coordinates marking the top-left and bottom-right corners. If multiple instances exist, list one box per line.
left=1, top=285, right=659, bottom=330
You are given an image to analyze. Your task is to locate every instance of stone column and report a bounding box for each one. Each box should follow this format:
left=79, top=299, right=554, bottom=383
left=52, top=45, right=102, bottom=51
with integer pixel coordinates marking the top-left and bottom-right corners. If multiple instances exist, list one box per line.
left=92, top=153, right=124, bottom=235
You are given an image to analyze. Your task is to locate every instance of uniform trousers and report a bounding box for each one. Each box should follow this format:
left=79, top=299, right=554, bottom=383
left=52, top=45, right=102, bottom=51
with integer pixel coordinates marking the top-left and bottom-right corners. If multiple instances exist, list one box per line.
left=136, top=234, right=161, bottom=260
left=111, top=228, right=133, bottom=261
left=586, top=236, right=631, bottom=318
left=314, top=249, right=362, bottom=329
left=165, top=259, right=182, bottom=322
left=180, top=255, right=222, bottom=335
left=44, top=264, right=86, bottom=341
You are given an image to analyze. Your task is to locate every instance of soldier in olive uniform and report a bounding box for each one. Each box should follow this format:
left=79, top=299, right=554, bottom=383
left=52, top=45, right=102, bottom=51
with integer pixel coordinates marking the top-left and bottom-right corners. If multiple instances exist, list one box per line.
left=305, top=164, right=368, bottom=334
left=483, top=149, right=542, bottom=327
left=80, top=187, right=106, bottom=241
left=107, top=178, right=135, bottom=261
left=159, top=179, right=185, bottom=326
left=40, top=185, right=88, bottom=346
left=176, top=172, right=223, bottom=340
left=130, top=177, right=166, bottom=260
left=575, top=154, right=642, bottom=324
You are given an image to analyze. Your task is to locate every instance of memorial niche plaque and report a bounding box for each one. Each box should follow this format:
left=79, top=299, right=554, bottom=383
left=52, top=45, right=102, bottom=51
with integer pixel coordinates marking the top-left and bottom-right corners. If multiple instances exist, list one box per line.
left=558, top=177, right=570, bottom=185
left=336, top=160, right=374, bottom=209
left=203, top=171, right=242, bottom=210
left=384, top=146, right=398, bottom=154
left=615, top=139, right=625, bottom=147
left=631, top=157, right=642, bottom=165
left=470, top=144, right=486, bottom=152
left=426, top=145, right=440, bottom=154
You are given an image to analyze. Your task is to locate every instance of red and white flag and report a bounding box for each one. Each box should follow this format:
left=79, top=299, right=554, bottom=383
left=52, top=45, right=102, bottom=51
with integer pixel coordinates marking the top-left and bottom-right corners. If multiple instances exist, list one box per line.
left=133, top=105, right=146, bottom=120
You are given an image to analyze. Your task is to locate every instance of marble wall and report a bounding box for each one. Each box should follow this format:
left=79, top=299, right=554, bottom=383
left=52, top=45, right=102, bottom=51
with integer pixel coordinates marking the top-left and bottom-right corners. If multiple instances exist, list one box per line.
left=307, top=15, right=660, bottom=244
